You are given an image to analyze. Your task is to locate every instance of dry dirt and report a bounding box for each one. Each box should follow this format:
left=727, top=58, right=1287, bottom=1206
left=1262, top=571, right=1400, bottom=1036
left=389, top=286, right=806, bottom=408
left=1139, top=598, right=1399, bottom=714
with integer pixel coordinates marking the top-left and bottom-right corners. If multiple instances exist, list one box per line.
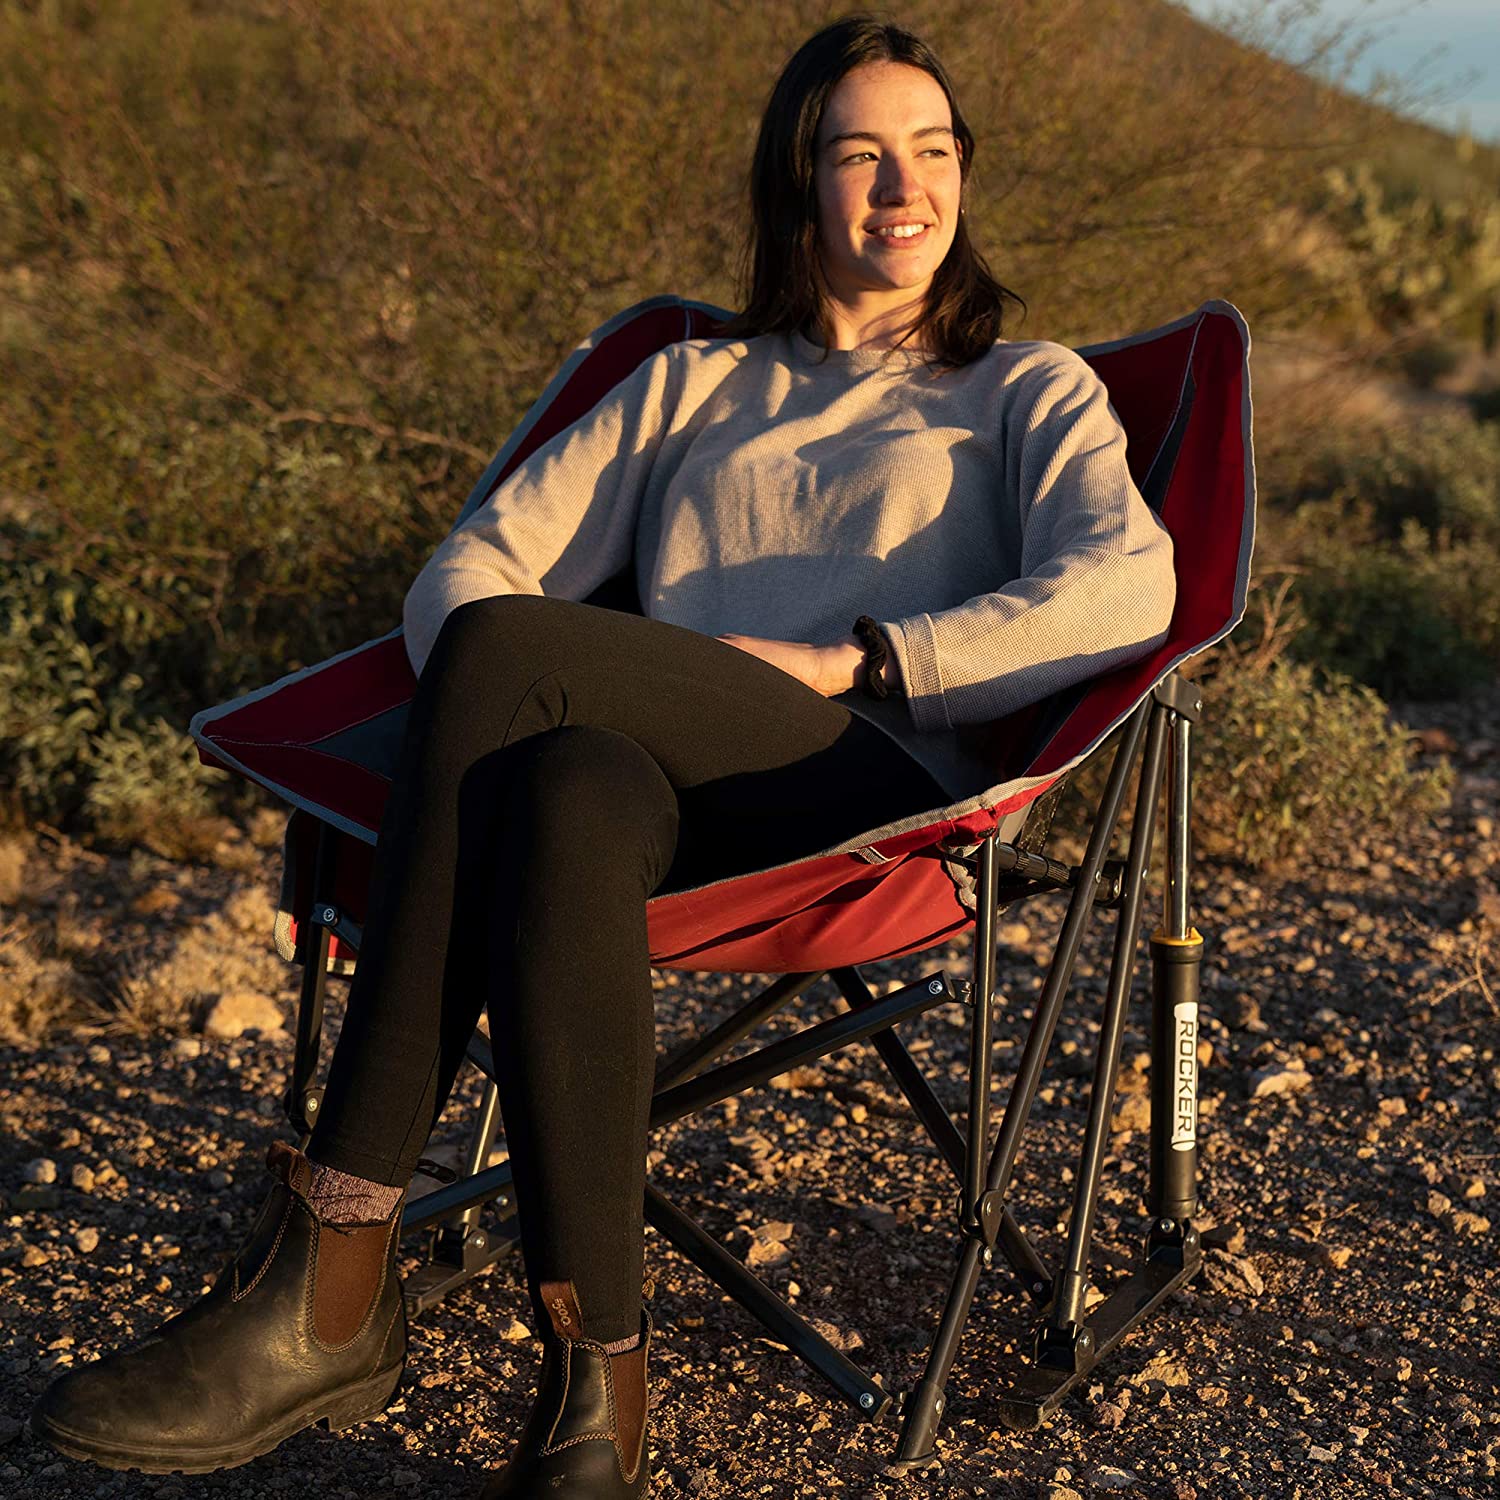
left=1, top=700, right=1497, bottom=1500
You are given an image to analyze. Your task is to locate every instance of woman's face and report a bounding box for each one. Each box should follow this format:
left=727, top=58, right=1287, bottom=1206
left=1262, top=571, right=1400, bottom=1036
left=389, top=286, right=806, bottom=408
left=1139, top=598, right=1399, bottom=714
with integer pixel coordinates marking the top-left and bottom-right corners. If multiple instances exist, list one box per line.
left=813, top=61, right=963, bottom=312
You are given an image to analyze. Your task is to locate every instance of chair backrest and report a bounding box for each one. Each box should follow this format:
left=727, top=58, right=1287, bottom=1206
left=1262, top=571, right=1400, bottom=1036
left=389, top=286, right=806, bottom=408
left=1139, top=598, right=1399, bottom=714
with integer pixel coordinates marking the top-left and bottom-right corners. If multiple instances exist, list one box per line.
left=191, top=297, right=1253, bottom=973
left=449, top=297, right=1253, bottom=790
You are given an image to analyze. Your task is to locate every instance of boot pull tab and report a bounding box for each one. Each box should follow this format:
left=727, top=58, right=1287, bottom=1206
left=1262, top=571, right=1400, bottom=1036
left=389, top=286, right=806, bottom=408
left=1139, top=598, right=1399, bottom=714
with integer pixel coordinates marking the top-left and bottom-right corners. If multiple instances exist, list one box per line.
left=540, top=1279, right=585, bottom=1341
left=265, top=1140, right=314, bottom=1198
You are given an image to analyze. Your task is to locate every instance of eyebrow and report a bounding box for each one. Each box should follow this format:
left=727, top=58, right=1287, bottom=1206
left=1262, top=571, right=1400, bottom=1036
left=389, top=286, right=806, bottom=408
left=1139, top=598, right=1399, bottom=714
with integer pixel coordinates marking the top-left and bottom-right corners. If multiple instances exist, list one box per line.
left=823, top=125, right=954, bottom=149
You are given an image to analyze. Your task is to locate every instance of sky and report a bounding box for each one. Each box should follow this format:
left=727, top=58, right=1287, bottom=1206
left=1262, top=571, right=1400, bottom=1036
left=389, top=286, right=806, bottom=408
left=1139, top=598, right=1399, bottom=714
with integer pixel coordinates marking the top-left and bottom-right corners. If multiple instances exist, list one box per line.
left=1177, top=0, right=1500, bottom=142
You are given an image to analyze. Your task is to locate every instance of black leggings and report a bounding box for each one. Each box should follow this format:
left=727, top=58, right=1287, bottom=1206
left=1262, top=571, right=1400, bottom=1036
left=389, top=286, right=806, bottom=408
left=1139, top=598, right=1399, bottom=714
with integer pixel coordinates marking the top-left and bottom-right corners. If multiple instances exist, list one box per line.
left=307, top=594, right=948, bottom=1344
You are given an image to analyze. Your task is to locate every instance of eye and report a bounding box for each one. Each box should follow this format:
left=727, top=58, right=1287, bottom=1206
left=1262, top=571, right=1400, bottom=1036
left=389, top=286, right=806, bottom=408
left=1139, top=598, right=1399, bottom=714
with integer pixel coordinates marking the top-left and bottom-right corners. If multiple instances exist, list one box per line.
left=839, top=150, right=877, bottom=166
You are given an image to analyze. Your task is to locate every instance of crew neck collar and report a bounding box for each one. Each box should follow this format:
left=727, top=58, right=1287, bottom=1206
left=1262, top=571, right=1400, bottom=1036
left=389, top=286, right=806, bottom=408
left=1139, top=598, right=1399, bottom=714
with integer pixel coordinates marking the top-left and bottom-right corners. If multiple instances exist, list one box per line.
left=788, top=329, right=933, bottom=371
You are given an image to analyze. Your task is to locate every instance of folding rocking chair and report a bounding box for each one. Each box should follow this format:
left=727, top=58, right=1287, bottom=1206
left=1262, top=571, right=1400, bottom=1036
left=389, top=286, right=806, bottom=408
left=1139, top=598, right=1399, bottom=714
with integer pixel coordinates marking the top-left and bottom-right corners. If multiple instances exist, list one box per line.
left=190, top=295, right=1254, bottom=1461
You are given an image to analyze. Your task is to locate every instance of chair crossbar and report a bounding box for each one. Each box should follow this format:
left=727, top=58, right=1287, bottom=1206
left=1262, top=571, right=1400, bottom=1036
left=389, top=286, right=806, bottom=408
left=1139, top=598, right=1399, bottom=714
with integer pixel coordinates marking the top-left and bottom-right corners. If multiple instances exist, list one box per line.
left=650, top=971, right=960, bottom=1128
left=655, top=971, right=821, bottom=1092
left=642, top=1182, right=895, bottom=1420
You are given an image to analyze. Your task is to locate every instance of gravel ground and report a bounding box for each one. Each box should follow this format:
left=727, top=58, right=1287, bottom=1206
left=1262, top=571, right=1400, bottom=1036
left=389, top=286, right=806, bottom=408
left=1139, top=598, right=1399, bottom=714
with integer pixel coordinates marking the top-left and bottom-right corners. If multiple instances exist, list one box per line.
left=1, top=699, right=1496, bottom=1500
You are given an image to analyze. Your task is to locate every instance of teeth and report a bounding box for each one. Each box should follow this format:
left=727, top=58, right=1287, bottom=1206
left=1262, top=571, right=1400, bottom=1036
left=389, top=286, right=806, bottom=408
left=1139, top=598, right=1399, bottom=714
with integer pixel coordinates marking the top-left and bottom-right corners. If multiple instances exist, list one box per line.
left=875, top=224, right=925, bottom=239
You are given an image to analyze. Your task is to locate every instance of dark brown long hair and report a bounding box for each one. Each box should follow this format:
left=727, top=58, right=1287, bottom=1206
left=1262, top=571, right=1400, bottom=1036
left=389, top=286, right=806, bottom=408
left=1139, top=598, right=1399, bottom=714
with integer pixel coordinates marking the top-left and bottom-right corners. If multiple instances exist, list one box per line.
left=719, top=16, right=1024, bottom=366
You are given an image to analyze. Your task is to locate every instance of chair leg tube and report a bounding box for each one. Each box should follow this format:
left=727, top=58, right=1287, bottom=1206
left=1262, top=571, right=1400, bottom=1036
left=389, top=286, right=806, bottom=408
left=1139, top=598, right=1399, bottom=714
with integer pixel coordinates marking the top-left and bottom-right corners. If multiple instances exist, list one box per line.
left=288, top=821, right=336, bottom=1141
left=1150, top=710, right=1202, bottom=1225
left=892, top=703, right=1150, bottom=1465
left=1045, top=704, right=1169, bottom=1340
left=963, top=831, right=1000, bottom=1231
left=977, top=704, right=1151, bottom=1217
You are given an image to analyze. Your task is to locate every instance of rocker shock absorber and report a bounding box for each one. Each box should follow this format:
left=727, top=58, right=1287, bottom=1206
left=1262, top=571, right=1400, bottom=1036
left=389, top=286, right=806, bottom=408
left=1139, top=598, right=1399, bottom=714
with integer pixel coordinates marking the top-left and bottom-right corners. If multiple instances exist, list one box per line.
left=1148, top=708, right=1202, bottom=1225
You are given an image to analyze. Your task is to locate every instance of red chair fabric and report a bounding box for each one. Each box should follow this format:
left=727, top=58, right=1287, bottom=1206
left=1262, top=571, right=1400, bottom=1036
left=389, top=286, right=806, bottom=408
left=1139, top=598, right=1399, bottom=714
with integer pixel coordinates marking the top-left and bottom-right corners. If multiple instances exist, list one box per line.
left=191, top=297, right=1253, bottom=973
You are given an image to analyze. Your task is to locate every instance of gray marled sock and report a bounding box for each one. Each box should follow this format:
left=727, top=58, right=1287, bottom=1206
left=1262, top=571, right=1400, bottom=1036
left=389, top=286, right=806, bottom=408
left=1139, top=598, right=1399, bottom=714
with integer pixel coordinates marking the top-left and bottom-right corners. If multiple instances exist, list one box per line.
left=305, top=1157, right=404, bottom=1224
left=601, top=1330, right=640, bottom=1354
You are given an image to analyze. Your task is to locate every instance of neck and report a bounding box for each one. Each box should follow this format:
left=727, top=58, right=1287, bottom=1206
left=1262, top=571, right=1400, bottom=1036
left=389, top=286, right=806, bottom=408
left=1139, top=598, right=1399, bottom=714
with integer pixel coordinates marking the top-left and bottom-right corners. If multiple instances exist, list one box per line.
left=815, top=288, right=930, bottom=353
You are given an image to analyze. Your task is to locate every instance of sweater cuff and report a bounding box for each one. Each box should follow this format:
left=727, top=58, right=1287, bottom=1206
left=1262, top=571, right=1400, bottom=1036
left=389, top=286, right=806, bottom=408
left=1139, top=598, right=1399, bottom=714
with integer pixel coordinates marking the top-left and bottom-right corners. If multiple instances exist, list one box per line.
left=879, top=613, right=949, bottom=732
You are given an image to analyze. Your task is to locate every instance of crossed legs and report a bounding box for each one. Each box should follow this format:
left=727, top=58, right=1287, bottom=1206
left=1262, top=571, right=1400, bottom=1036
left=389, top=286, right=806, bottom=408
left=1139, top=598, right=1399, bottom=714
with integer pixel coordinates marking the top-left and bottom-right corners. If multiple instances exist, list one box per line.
left=307, top=595, right=948, bottom=1343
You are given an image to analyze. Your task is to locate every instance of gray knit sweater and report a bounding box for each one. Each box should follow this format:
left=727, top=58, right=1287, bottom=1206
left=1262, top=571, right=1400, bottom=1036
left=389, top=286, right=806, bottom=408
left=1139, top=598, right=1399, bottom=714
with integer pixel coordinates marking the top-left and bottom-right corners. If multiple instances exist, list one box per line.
left=403, top=330, right=1175, bottom=800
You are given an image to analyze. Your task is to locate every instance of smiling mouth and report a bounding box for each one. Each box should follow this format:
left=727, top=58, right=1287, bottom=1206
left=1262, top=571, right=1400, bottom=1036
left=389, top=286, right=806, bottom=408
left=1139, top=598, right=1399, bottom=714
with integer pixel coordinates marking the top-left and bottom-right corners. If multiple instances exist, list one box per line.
left=868, top=223, right=931, bottom=245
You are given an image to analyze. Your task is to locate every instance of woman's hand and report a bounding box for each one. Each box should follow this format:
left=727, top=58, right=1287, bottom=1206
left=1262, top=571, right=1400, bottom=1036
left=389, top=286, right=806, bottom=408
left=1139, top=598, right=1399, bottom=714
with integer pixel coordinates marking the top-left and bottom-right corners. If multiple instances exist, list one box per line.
left=715, top=633, right=867, bottom=697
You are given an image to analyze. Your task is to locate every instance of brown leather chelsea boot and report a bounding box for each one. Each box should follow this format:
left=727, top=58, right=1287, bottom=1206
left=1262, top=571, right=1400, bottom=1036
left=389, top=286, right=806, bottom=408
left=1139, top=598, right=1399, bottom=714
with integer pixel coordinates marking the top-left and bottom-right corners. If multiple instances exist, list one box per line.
left=480, top=1279, right=652, bottom=1498
left=31, top=1141, right=407, bottom=1474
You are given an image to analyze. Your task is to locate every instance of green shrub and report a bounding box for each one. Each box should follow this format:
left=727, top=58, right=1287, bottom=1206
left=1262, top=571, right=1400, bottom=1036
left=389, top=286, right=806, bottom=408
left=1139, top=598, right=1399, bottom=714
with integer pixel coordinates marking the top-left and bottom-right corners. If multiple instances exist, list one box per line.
left=0, top=504, right=233, bottom=844
left=1293, top=526, right=1499, bottom=699
left=1258, top=414, right=1500, bottom=700
left=1290, top=413, right=1500, bottom=548
left=1193, top=655, right=1452, bottom=869
left=83, top=717, right=219, bottom=857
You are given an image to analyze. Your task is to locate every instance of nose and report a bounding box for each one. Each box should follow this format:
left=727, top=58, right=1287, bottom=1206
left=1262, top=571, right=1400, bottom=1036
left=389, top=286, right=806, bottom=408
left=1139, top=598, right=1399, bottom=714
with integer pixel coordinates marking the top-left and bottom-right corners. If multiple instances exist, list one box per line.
left=874, top=152, right=923, bottom=205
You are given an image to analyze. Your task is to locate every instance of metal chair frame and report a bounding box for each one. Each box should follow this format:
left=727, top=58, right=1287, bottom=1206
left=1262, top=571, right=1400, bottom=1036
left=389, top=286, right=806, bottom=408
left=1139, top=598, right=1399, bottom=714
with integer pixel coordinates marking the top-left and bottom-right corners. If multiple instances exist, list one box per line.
left=282, top=668, right=1207, bottom=1459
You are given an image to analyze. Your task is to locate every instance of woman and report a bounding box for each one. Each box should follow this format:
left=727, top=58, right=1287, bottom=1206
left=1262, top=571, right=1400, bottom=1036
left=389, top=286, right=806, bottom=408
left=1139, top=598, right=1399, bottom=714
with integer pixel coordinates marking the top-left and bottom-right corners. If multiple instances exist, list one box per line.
left=32, top=16, right=1174, bottom=1498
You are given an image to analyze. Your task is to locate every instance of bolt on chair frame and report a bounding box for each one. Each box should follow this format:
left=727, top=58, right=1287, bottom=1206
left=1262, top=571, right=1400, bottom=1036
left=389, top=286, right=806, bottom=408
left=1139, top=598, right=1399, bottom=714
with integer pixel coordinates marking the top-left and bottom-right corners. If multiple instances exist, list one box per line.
left=279, top=667, right=1207, bottom=1459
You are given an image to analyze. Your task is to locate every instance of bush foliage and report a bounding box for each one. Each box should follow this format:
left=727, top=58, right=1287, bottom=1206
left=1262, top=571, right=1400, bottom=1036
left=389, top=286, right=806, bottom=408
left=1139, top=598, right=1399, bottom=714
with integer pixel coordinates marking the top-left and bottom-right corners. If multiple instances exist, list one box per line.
left=0, top=0, right=1492, bottom=866
left=1193, top=653, right=1452, bottom=869
left=1257, top=413, right=1500, bottom=699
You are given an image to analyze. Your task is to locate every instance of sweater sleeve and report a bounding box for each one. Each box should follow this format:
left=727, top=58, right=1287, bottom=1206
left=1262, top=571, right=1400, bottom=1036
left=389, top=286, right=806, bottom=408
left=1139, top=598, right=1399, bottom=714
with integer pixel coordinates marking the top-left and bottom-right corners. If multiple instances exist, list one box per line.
left=877, top=348, right=1175, bottom=732
left=402, top=348, right=681, bottom=676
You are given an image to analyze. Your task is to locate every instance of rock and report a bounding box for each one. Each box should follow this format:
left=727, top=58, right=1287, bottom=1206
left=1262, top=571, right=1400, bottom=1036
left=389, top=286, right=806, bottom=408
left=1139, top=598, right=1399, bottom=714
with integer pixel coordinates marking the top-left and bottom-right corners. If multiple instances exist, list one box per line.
left=1248, top=1062, right=1311, bottom=1098
left=998, top=921, right=1031, bottom=948
left=853, top=1203, right=899, bottom=1234
left=172, top=1037, right=203, bottom=1059
left=1376, top=1097, right=1407, bottom=1119
left=1129, top=1353, right=1190, bottom=1389
left=1196, top=1385, right=1228, bottom=1407
left=74, top=1227, right=100, bottom=1253
left=1318, top=1244, right=1353, bottom=1270
left=1425, top=1190, right=1453, bottom=1220
left=1113, top=1093, right=1152, bottom=1133
left=85, top=1044, right=111, bottom=1065
left=69, top=1163, right=96, bottom=1193
left=1227, top=995, right=1262, bottom=1030
left=21, top=1245, right=47, bottom=1268
left=1201, top=1222, right=1247, bottom=1254
left=1463, top=1177, right=1486, bottom=1200
left=1308, top=1445, right=1339, bottom=1463
left=1089, top=1466, right=1139, bottom=1490
left=768, top=1065, right=823, bottom=1091
left=1203, top=1251, right=1264, bottom=1298
left=806, top=1316, right=863, bottom=1352
left=1039, top=1486, right=1083, bottom=1500
left=746, top=1220, right=795, bottom=1269
left=1451, top=1211, right=1490, bottom=1236
left=497, top=1316, right=531, bottom=1342
left=24, top=1157, right=57, bottom=1185
left=16, top=1184, right=60, bottom=1211
left=0, top=1416, right=21, bottom=1446
left=1091, top=1401, right=1127, bottom=1429
left=202, top=992, right=286, bottom=1039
